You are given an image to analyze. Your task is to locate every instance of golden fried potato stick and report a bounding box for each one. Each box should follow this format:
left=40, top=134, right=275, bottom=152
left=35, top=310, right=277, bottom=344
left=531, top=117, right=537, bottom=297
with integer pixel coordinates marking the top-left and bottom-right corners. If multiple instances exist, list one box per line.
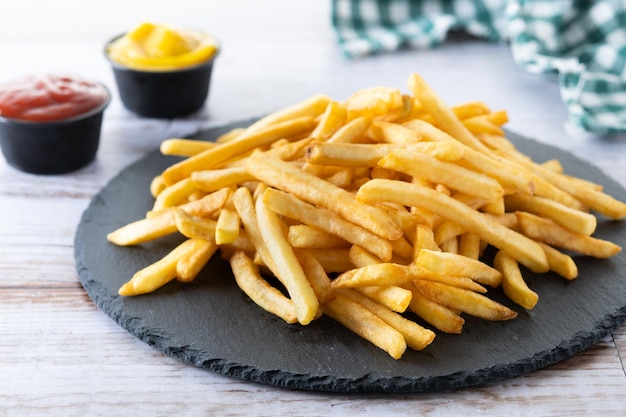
left=494, top=250, right=538, bottom=310
left=107, top=209, right=179, bottom=246
left=368, top=120, right=422, bottom=144
left=306, top=141, right=396, bottom=167
left=246, top=152, right=403, bottom=241
left=294, top=248, right=334, bottom=304
left=504, top=193, right=597, bottom=236
left=254, top=189, right=320, bottom=325
left=462, top=115, right=504, bottom=136
left=152, top=178, right=200, bottom=211
left=337, top=288, right=435, bottom=351
left=160, top=138, right=216, bottom=157
left=415, top=249, right=502, bottom=288
left=516, top=211, right=622, bottom=258
left=173, top=209, right=217, bottom=240
left=331, top=263, right=414, bottom=289
left=162, top=116, right=317, bottom=185
left=176, top=239, right=217, bottom=283
left=230, top=251, right=298, bottom=324
left=357, top=179, right=549, bottom=273
left=215, top=208, right=240, bottom=245
left=191, top=167, right=255, bottom=193
left=413, top=280, right=518, bottom=321
left=245, top=94, right=331, bottom=134
left=118, top=238, right=208, bottom=296
left=321, top=294, right=407, bottom=359
left=407, top=287, right=465, bottom=334
left=537, top=242, right=578, bottom=280
left=287, top=224, right=350, bottom=249
left=458, top=233, right=482, bottom=260
left=452, top=101, right=491, bottom=120
left=262, top=187, right=393, bottom=261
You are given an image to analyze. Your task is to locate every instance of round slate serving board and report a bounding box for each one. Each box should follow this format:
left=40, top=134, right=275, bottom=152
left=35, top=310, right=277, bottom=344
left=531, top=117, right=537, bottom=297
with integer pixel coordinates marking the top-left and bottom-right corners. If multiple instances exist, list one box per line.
left=74, top=121, right=626, bottom=393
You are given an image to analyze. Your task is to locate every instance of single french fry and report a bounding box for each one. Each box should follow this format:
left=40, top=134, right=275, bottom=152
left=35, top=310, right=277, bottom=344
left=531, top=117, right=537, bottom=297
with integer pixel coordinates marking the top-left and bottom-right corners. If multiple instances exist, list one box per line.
left=176, top=239, right=217, bottom=282
left=255, top=191, right=319, bottom=325
left=107, top=210, right=178, bottom=246
left=537, top=242, right=578, bottom=280
left=415, top=249, right=502, bottom=288
left=408, top=288, right=465, bottom=334
left=331, top=263, right=413, bottom=289
left=173, top=208, right=217, bottom=240
left=118, top=238, right=201, bottom=296
left=452, top=101, right=491, bottom=120
left=458, top=233, right=481, bottom=259
left=505, top=193, right=597, bottom=236
left=321, top=294, right=407, bottom=359
left=215, top=208, right=240, bottom=245
left=288, top=224, right=350, bottom=249
left=494, top=250, right=538, bottom=309
left=516, top=211, right=621, bottom=258
left=153, top=178, right=199, bottom=211
left=160, top=138, right=216, bottom=157
left=294, top=248, right=334, bottom=304
left=230, top=251, right=298, bottom=324
left=306, top=141, right=395, bottom=167
left=150, top=175, right=166, bottom=197
left=246, top=94, right=331, bottom=134
left=368, top=120, right=422, bottom=144
left=191, top=166, right=255, bottom=193
left=357, top=179, right=549, bottom=273
left=337, top=288, right=435, bottom=351
left=463, top=115, right=504, bottom=136
left=413, top=280, right=517, bottom=321
left=356, top=286, right=413, bottom=313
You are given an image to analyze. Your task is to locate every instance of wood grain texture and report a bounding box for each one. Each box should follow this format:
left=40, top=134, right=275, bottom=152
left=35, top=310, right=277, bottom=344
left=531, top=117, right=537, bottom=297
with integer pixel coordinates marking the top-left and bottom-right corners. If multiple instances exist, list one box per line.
left=1, top=1, right=625, bottom=415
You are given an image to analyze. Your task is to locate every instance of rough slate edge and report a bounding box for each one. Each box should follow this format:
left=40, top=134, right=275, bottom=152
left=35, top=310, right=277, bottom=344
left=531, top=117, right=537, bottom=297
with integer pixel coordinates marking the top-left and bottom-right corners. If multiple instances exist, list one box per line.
left=74, top=121, right=626, bottom=394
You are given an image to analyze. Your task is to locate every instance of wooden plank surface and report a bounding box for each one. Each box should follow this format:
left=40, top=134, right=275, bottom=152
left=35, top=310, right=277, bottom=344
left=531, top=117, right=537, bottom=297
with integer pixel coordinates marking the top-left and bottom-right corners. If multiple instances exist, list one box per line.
left=1, top=1, right=625, bottom=416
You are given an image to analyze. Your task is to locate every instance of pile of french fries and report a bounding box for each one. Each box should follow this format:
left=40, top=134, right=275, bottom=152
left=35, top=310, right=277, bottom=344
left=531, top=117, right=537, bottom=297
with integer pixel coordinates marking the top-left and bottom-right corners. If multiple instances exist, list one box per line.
left=107, top=73, right=626, bottom=359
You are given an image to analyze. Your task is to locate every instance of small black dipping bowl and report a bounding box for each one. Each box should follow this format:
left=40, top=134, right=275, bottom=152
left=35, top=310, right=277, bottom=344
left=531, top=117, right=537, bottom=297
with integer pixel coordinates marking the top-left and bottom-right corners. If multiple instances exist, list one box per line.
left=105, top=34, right=219, bottom=119
left=0, top=86, right=110, bottom=175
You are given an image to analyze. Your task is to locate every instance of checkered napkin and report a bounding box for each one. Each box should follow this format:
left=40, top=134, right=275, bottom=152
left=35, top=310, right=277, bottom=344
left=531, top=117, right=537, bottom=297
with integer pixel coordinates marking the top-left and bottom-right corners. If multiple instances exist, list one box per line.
left=332, top=0, right=626, bottom=135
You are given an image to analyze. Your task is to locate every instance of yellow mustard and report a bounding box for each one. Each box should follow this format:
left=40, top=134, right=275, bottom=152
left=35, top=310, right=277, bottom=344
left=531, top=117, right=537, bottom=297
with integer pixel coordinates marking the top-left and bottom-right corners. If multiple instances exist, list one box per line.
left=107, top=22, right=218, bottom=71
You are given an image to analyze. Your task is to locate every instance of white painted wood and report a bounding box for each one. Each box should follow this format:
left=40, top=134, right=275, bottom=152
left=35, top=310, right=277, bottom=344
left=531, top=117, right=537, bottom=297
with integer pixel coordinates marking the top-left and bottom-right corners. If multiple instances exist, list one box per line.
left=1, top=1, right=625, bottom=416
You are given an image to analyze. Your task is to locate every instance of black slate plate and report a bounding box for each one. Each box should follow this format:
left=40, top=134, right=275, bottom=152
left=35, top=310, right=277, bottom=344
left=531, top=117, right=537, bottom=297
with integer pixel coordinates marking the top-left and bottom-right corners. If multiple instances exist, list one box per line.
left=75, top=121, right=626, bottom=393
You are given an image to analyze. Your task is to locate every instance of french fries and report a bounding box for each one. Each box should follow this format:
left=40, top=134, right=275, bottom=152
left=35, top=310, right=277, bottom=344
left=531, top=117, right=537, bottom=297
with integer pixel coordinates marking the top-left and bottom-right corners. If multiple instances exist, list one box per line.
left=107, top=73, right=625, bottom=359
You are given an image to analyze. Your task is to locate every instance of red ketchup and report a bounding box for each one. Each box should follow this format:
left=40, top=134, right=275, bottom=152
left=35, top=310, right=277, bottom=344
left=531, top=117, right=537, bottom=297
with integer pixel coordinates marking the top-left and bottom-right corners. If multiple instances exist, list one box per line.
left=0, top=74, right=108, bottom=122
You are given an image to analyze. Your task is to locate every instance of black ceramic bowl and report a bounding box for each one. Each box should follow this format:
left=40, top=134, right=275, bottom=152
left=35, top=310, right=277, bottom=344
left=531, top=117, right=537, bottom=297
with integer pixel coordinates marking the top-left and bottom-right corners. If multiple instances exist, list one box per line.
left=0, top=86, right=110, bottom=175
left=105, top=34, right=219, bottom=119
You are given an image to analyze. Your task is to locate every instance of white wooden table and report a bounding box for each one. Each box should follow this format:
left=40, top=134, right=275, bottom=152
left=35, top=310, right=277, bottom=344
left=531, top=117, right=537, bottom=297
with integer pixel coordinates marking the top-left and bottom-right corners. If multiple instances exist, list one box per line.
left=1, top=1, right=625, bottom=416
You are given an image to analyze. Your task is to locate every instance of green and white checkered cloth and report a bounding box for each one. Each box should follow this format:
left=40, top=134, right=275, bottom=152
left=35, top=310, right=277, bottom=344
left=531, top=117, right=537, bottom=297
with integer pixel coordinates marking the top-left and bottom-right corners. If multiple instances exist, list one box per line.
left=332, top=0, right=626, bottom=135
